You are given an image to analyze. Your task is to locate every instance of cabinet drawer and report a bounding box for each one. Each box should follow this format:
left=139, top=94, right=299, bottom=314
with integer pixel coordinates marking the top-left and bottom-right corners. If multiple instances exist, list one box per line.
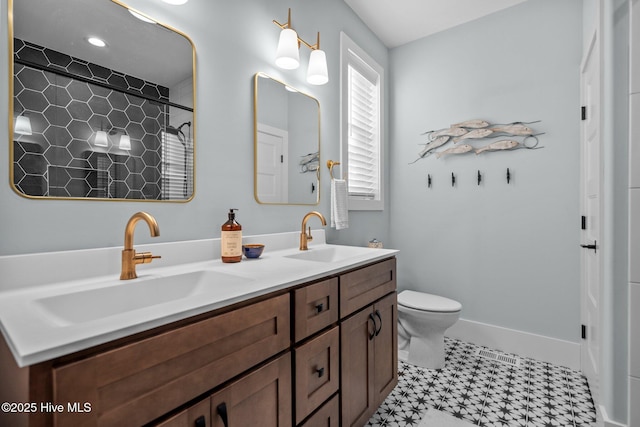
left=340, top=258, right=396, bottom=318
left=298, top=393, right=339, bottom=427
left=294, top=326, right=339, bottom=424
left=294, top=278, right=339, bottom=342
left=210, top=353, right=292, bottom=427
left=53, top=294, right=290, bottom=427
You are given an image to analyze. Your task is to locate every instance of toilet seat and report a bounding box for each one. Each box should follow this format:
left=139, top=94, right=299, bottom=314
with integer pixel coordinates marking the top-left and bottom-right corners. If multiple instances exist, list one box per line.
left=398, top=290, right=461, bottom=313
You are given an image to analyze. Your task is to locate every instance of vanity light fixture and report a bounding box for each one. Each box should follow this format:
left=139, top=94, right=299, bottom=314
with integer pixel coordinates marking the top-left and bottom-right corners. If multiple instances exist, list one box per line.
left=93, top=130, right=109, bottom=147
left=273, top=9, right=329, bottom=85
left=161, top=0, right=188, bottom=5
left=119, top=134, right=131, bottom=150
left=94, top=130, right=108, bottom=147
left=14, top=113, right=32, bottom=136
left=93, top=123, right=109, bottom=147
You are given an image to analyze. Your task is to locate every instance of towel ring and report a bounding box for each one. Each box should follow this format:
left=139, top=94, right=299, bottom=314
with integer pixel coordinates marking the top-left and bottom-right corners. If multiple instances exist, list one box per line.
left=327, top=160, right=341, bottom=180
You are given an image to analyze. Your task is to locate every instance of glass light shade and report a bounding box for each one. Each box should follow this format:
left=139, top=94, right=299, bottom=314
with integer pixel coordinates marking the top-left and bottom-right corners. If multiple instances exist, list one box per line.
left=275, top=28, right=300, bottom=70
left=94, top=130, right=108, bottom=147
left=14, top=115, right=32, bottom=135
left=119, top=134, right=131, bottom=150
left=307, top=49, right=329, bottom=85
left=162, top=0, right=188, bottom=4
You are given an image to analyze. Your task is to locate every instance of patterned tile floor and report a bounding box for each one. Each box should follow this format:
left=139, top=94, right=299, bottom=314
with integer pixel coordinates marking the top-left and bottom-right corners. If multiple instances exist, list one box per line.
left=366, top=338, right=597, bottom=427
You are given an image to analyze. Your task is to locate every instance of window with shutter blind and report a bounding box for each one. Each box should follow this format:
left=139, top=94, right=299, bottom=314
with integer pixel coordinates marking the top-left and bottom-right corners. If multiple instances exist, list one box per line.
left=161, top=131, right=193, bottom=200
left=341, top=32, right=384, bottom=210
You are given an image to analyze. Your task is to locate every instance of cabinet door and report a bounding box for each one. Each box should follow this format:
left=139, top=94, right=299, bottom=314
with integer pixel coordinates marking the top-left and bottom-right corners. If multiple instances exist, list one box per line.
left=340, top=307, right=376, bottom=427
left=154, top=399, right=210, bottom=427
left=373, top=293, right=398, bottom=407
left=294, top=327, right=339, bottom=424
left=210, top=353, right=292, bottom=427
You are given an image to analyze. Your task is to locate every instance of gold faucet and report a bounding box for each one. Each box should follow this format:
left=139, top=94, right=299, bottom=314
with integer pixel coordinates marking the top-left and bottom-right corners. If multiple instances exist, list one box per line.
left=300, top=211, right=327, bottom=250
left=120, top=212, right=161, bottom=280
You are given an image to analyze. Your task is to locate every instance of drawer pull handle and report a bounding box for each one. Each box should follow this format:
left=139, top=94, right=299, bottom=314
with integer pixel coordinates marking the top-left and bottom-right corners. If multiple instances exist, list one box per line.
left=217, top=403, right=229, bottom=427
left=195, top=415, right=206, bottom=427
left=316, top=303, right=324, bottom=313
left=316, top=367, right=325, bottom=377
left=368, top=313, right=377, bottom=340
left=374, top=310, right=382, bottom=336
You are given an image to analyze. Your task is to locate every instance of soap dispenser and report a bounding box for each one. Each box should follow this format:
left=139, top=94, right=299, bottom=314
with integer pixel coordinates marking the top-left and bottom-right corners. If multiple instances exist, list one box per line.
left=221, top=209, right=242, bottom=263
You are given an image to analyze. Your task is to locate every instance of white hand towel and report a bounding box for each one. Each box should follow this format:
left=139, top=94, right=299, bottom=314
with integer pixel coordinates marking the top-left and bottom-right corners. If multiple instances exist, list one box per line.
left=331, top=179, right=349, bottom=230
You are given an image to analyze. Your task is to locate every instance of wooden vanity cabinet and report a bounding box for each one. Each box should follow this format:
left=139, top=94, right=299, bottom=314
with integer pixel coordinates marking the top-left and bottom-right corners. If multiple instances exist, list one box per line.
left=1, top=256, right=397, bottom=427
left=340, top=259, right=397, bottom=427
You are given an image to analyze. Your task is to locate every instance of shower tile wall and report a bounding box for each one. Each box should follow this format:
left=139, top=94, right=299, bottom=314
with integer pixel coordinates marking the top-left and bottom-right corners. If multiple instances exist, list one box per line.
left=13, top=39, right=169, bottom=199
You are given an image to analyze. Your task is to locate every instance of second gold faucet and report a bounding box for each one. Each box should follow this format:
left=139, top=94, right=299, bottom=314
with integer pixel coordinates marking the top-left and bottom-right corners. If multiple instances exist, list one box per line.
left=299, top=211, right=326, bottom=250
left=121, top=212, right=161, bottom=280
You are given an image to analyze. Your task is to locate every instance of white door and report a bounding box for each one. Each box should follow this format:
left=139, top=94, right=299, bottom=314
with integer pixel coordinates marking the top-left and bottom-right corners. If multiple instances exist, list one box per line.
left=256, top=124, right=288, bottom=203
left=580, top=26, right=602, bottom=403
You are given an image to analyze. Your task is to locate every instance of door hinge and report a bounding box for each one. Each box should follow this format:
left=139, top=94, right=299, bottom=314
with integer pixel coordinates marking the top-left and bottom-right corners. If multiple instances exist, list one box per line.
left=581, top=324, right=586, bottom=340
left=581, top=106, right=587, bottom=121
left=581, top=215, right=586, bottom=230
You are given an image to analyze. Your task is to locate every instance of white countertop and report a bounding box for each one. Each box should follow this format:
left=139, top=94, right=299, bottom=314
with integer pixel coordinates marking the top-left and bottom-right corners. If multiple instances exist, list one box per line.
left=0, top=231, right=398, bottom=367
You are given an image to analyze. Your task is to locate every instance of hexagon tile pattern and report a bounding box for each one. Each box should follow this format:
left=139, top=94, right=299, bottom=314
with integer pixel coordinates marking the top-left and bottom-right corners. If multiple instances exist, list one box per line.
left=13, top=38, right=173, bottom=199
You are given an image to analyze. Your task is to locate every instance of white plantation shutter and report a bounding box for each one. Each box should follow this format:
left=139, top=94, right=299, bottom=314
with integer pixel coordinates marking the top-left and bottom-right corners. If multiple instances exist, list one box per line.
left=348, top=64, right=379, bottom=199
left=161, top=131, right=193, bottom=200
left=341, top=32, right=384, bottom=210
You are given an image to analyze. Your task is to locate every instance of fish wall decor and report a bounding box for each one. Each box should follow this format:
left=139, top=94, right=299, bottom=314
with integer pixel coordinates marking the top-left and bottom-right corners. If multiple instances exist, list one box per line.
left=435, top=144, right=474, bottom=159
left=412, top=119, right=543, bottom=163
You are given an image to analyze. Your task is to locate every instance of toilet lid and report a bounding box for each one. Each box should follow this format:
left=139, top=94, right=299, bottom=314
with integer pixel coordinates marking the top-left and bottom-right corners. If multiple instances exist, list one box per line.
left=398, top=290, right=462, bottom=313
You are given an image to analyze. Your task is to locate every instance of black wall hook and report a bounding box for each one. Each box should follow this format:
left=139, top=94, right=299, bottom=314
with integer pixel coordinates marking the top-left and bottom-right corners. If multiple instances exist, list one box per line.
left=477, top=170, right=482, bottom=186
left=451, top=172, right=456, bottom=187
left=427, top=174, right=432, bottom=188
left=507, top=168, right=511, bottom=184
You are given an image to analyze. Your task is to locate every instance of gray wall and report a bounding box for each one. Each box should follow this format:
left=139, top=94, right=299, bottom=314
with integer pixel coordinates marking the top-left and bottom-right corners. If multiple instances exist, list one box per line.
left=388, top=0, right=582, bottom=342
left=0, top=0, right=389, bottom=255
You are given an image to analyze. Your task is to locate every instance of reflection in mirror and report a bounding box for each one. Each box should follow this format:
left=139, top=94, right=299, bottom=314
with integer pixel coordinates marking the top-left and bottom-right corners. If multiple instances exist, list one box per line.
left=254, top=73, right=320, bottom=205
left=10, top=0, right=195, bottom=201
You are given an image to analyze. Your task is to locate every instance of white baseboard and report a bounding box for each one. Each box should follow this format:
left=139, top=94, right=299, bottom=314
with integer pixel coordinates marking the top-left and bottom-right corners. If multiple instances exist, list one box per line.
left=599, top=404, right=627, bottom=427
left=445, top=318, right=581, bottom=370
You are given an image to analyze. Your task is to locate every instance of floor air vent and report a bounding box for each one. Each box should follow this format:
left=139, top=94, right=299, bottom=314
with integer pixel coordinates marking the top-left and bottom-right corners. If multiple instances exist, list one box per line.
left=475, top=349, right=521, bottom=367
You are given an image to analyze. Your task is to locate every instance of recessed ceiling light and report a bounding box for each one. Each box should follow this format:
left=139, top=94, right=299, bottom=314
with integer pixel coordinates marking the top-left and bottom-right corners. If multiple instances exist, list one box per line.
left=162, top=0, right=188, bottom=5
left=87, top=37, right=106, bottom=47
left=129, top=10, right=156, bottom=24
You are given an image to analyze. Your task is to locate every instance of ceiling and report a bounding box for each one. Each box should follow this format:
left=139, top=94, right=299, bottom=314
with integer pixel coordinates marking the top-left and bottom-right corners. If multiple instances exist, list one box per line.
left=343, top=0, right=527, bottom=48
left=13, top=0, right=193, bottom=88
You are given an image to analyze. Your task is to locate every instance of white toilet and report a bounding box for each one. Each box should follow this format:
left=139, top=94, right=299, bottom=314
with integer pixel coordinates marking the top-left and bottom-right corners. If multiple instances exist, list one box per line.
left=397, top=290, right=462, bottom=370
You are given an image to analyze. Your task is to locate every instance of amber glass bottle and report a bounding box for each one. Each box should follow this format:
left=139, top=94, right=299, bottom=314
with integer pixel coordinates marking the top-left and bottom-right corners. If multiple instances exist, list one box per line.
left=221, top=209, right=242, bottom=263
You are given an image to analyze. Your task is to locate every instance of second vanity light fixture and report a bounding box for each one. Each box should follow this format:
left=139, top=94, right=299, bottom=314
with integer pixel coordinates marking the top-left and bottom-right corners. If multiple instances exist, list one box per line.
left=273, top=9, right=329, bottom=85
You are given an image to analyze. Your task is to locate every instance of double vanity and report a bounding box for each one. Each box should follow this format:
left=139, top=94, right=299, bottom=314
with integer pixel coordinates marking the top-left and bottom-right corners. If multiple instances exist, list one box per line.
left=0, top=226, right=398, bottom=427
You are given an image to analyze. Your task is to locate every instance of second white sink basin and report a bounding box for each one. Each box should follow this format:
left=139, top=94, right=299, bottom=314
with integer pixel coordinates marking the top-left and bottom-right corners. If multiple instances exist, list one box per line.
left=284, top=245, right=375, bottom=263
left=33, top=269, right=250, bottom=325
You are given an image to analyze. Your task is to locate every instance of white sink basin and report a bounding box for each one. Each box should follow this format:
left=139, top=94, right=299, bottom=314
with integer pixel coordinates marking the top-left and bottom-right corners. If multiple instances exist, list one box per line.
left=33, top=270, right=250, bottom=325
left=284, top=245, right=374, bottom=263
